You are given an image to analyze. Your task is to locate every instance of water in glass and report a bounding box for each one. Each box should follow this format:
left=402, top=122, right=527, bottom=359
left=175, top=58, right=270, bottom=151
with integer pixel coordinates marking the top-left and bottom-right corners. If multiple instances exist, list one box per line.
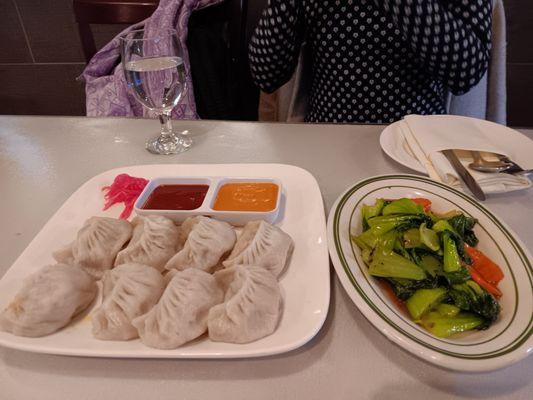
left=121, top=29, right=192, bottom=155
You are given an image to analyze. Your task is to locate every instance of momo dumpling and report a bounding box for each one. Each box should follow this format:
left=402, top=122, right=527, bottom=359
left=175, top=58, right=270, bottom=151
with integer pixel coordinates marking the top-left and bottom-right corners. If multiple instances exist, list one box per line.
left=115, top=215, right=179, bottom=272
left=222, top=220, right=293, bottom=277
left=53, top=217, right=132, bottom=279
left=133, top=268, right=223, bottom=349
left=92, top=263, right=165, bottom=341
left=0, top=264, right=97, bottom=337
left=164, top=216, right=236, bottom=273
left=177, top=216, right=201, bottom=246
left=208, top=265, right=281, bottom=344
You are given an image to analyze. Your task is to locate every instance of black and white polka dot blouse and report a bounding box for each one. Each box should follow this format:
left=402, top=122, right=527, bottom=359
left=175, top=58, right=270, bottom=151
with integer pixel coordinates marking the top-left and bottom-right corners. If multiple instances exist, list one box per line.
left=249, top=0, right=492, bottom=123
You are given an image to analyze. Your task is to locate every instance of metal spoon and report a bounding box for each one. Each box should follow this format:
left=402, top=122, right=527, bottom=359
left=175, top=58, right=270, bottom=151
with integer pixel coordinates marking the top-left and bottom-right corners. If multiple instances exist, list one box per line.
left=468, top=151, right=512, bottom=173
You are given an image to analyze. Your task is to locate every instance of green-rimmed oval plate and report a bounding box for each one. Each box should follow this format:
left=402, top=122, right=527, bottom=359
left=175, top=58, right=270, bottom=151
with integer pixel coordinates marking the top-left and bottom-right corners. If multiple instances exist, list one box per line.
left=327, top=175, right=532, bottom=372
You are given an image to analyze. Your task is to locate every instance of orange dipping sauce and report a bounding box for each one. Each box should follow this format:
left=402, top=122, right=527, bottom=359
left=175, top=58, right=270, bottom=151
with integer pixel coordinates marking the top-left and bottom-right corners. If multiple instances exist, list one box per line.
left=213, top=182, right=279, bottom=212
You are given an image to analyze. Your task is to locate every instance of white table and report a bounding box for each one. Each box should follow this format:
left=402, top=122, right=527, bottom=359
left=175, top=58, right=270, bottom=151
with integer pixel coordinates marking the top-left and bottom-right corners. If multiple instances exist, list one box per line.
left=1, top=116, right=532, bottom=400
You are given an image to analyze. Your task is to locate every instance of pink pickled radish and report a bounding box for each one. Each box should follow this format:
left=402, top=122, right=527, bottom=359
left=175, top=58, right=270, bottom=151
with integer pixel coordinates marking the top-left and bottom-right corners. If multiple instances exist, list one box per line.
left=102, top=174, right=149, bottom=219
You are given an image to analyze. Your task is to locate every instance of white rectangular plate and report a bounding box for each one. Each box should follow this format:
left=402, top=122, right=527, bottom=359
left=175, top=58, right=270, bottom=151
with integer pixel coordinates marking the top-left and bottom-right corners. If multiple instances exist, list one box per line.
left=0, top=164, right=330, bottom=358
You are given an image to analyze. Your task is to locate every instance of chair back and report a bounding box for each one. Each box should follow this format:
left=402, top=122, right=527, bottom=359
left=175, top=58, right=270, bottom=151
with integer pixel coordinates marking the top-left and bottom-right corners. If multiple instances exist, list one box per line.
left=73, top=0, right=158, bottom=62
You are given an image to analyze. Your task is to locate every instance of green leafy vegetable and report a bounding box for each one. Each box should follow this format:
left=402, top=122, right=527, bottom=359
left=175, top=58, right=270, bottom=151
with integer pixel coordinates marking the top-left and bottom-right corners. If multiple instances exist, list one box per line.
left=432, top=220, right=457, bottom=234
left=431, top=209, right=462, bottom=220
left=382, top=198, right=423, bottom=216
left=420, top=311, right=484, bottom=338
left=351, top=232, right=374, bottom=252
left=352, top=220, right=397, bottom=250
left=447, top=230, right=472, bottom=265
left=369, top=251, right=426, bottom=280
left=448, top=214, right=479, bottom=247
left=373, top=230, right=398, bottom=255
left=418, top=254, right=443, bottom=277
left=406, top=288, right=447, bottom=320
left=361, top=248, right=372, bottom=263
left=442, top=231, right=462, bottom=273
left=354, top=198, right=501, bottom=338
left=354, top=214, right=431, bottom=249
left=362, top=199, right=385, bottom=230
left=419, top=223, right=440, bottom=251
left=449, top=281, right=501, bottom=326
left=398, top=248, right=443, bottom=277
left=443, top=267, right=471, bottom=285
left=435, top=303, right=460, bottom=317
left=385, top=278, right=434, bottom=300
left=403, top=228, right=422, bottom=248
left=367, top=214, right=432, bottom=232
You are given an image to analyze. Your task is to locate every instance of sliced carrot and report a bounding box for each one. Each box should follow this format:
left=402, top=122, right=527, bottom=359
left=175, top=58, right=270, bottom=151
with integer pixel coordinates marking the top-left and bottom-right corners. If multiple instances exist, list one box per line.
left=411, top=198, right=432, bottom=213
left=467, top=266, right=502, bottom=298
left=465, top=245, right=504, bottom=285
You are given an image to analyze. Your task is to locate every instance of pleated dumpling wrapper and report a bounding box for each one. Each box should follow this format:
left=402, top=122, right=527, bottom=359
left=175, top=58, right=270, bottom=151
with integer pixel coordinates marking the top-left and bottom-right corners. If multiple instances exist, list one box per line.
left=92, top=263, right=165, bottom=341
left=222, top=220, right=293, bottom=277
left=208, top=265, right=282, bottom=344
left=115, top=215, right=180, bottom=272
left=165, top=216, right=236, bottom=273
left=132, top=268, right=224, bottom=349
left=0, top=264, right=97, bottom=337
left=53, top=217, right=132, bottom=279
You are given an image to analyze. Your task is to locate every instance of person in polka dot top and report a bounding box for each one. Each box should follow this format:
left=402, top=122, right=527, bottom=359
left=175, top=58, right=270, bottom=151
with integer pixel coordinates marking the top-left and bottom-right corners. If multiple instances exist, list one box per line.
left=248, top=0, right=492, bottom=123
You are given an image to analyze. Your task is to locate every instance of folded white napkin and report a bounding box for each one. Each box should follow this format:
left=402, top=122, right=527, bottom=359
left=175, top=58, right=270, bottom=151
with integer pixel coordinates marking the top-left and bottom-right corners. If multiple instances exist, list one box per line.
left=398, top=115, right=532, bottom=194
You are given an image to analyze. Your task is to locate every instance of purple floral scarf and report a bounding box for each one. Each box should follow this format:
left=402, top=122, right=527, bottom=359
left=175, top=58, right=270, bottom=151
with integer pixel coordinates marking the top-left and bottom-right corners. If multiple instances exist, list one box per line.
left=80, top=0, right=222, bottom=119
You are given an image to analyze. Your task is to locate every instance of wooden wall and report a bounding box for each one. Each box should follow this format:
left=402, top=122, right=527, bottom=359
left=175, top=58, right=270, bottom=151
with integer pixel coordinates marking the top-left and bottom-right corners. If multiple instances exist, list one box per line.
left=0, top=0, right=532, bottom=127
left=0, top=0, right=124, bottom=116
left=504, top=0, right=533, bottom=127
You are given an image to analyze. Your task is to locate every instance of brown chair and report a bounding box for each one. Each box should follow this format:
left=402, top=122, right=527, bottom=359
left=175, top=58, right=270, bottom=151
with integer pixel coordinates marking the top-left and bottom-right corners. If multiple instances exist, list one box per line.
left=73, top=0, right=158, bottom=62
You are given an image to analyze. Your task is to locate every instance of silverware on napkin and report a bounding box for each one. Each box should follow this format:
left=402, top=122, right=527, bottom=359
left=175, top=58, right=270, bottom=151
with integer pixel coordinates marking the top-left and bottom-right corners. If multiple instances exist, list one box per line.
left=442, top=150, right=486, bottom=201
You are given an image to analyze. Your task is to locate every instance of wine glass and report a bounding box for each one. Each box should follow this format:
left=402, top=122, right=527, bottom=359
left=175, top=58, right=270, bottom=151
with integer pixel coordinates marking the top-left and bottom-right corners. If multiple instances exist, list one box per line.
left=120, top=28, right=192, bottom=155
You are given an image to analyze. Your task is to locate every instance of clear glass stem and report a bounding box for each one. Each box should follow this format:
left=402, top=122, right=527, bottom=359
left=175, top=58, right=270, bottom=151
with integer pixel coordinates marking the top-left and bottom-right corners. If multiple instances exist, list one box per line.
left=159, top=110, right=173, bottom=138
left=145, top=110, right=193, bottom=155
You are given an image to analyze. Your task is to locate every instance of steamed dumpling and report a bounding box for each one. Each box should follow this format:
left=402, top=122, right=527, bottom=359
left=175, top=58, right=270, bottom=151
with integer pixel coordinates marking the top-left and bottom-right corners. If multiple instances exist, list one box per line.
left=208, top=265, right=281, bottom=344
left=222, top=220, right=293, bottom=277
left=0, top=264, right=97, bottom=337
left=92, top=263, right=165, bottom=341
left=133, top=268, right=223, bottom=349
left=164, top=216, right=236, bottom=273
left=177, top=216, right=201, bottom=246
left=115, top=215, right=179, bottom=271
left=53, top=217, right=132, bottom=279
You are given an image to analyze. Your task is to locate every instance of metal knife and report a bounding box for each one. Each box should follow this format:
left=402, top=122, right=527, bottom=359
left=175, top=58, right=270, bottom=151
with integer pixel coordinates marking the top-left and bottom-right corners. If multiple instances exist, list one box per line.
left=442, top=149, right=486, bottom=201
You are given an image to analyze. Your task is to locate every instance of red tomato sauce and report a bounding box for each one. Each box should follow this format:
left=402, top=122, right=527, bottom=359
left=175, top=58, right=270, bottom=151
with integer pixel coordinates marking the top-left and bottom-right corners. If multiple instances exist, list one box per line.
left=142, top=184, right=209, bottom=210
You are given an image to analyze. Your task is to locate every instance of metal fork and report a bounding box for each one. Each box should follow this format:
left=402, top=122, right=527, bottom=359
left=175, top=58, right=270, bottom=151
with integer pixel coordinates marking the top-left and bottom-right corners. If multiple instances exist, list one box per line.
left=496, top=155, right=532, bottom=176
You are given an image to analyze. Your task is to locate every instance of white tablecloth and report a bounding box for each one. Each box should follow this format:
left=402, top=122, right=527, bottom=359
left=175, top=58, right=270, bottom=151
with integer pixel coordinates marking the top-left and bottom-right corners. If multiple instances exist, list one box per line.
left=0, top=116, right=531, bottom=400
